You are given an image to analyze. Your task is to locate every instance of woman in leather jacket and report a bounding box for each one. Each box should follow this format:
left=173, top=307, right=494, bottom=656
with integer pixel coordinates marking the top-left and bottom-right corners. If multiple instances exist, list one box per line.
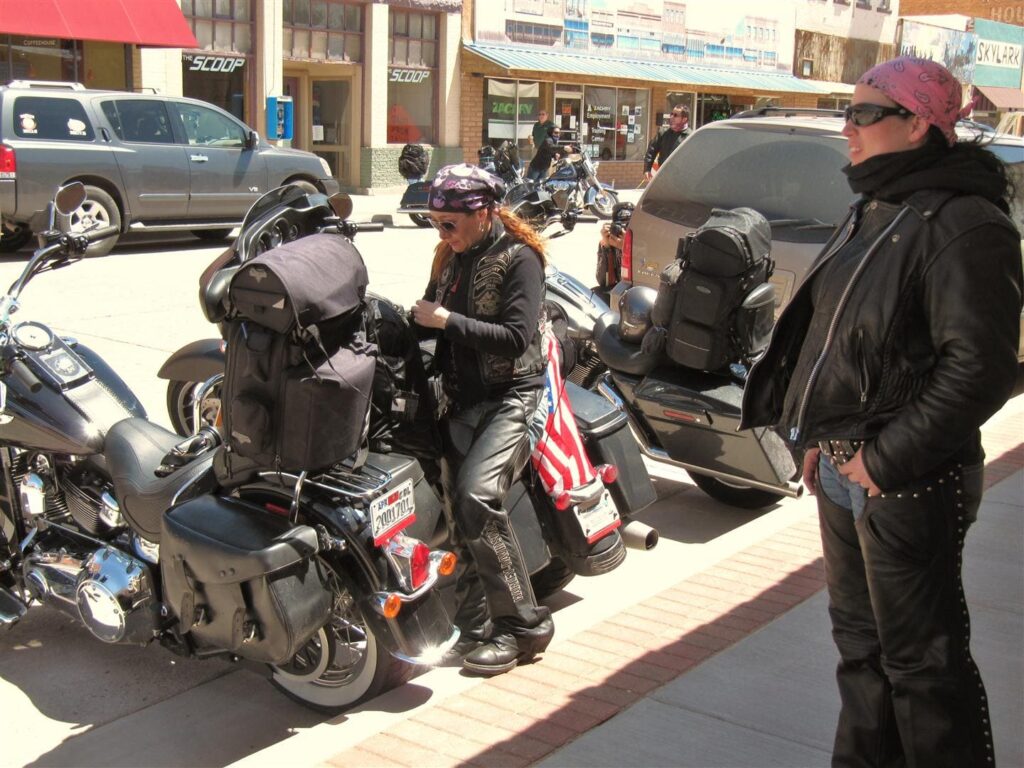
left=411, top=163, right=554, bottom=676
left=742, top=57, right=1022, bottom=766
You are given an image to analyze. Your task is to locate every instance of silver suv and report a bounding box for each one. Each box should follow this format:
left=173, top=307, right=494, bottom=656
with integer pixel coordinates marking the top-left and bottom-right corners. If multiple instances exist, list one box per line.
left=0, top=81, right=339, bottom=255
left=620, top=108, right=1024, bottom=358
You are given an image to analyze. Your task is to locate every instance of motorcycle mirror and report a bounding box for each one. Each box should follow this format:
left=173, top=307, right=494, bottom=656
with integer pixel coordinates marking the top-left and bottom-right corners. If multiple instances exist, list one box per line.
left=328, top=193, right=354, bottom=221
left=55, top=182, right=87, bottom=217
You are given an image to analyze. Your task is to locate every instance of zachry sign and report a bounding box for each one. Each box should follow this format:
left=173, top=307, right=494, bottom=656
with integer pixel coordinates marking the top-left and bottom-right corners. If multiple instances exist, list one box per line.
left=976, top=40, right=1022, bottom=69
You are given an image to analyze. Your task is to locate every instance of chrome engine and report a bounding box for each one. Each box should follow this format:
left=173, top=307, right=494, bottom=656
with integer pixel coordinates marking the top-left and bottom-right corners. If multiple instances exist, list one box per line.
left=23, top=545, right=158, bottom=644
left=17, top=456, right=123, bottom=535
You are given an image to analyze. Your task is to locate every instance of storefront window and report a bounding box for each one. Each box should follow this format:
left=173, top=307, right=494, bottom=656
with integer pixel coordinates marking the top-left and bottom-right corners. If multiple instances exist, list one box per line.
left=283, top=0, right=363, bottom=62
left=0, top=36, right=79, bottom=83
left=582, top=86, right=649, bottom=161
left=387, top=10, right=437, bottom=144
left=182, top=0, right=253, bottom=53
left=182, top=53, right=247, bottom=119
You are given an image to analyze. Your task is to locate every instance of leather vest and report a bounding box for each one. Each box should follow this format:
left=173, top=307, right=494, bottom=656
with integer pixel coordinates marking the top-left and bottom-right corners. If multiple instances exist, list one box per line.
left=436, top=234, right=546, bottom=390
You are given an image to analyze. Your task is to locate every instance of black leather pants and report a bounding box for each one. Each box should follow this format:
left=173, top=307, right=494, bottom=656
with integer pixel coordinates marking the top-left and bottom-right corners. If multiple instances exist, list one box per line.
left=817, top=458, right=994, bottom=767
left=441, top=387, right=548, bottom=636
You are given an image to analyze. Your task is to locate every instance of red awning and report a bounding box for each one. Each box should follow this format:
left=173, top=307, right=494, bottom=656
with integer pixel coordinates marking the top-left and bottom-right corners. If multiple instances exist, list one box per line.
left=0, top=0, right=198, bottom=48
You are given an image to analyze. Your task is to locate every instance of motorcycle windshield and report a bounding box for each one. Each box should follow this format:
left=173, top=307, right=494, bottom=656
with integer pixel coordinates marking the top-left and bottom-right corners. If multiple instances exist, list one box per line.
left=239, top=185, right=313, bottom=233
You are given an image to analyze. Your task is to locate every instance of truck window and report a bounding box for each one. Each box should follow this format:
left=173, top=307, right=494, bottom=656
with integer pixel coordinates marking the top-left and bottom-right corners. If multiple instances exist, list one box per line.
left=13, top=97, right=95, bottom=141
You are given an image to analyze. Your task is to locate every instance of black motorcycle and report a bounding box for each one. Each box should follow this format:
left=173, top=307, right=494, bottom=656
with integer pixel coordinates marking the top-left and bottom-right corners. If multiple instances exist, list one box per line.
left=158, top=185, right=658, bottom=598
left=593, top=288, right=800, bottom=510
left=539, top=149, right=619, bottom=221
left=0, top=182, right=472, bottom=715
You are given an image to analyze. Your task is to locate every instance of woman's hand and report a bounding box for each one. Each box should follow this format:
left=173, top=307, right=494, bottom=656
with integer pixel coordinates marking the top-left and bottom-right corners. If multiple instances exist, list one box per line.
left=838, top=448, right=882, bottom=496
left=412, top=299, right=450, bottom=330
left=802, top=447, right=821, bottom=496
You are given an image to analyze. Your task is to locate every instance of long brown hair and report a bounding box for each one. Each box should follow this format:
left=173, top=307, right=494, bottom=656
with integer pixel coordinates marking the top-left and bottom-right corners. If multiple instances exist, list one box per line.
left=429, top=205, right=548, bottom=282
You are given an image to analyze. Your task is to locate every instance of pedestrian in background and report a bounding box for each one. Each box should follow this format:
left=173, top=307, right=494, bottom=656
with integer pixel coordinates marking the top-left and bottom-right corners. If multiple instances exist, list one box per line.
left=412, top=164, right=555, bottom=676
left=527, top=125, right=562, bottom=183
left=643, top=105, right=690, bottom=181
left=531, top=109, right=555, bottom=152
left=742, top=55, right=1022, bottom=767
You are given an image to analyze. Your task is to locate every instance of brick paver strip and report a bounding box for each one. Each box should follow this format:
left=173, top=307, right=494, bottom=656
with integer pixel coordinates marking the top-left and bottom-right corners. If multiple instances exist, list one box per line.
left=326, top=396, right=1023, bottom=766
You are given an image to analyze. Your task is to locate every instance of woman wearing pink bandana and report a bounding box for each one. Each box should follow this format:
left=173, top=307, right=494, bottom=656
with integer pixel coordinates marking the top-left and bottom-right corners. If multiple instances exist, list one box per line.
left=743, top=56, right=1022, bottom=766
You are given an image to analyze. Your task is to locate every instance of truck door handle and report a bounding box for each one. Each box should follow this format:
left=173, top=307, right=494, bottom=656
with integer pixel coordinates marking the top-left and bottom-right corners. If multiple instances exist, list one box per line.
left=190, top=154, right=209, bottom=163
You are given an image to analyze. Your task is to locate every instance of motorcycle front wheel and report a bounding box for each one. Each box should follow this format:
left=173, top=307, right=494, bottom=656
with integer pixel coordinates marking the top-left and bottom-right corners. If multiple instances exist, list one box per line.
left=270, top=569, right=413, bottom=714
left=589, top=189, right=617, bottom=220
left=166, top=379, right=222, bottom=436
left=409, top=213, right=432, bottom=228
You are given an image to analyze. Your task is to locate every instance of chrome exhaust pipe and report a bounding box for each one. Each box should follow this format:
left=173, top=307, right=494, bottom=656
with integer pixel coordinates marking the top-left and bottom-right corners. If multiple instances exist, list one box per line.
left=621, top=519, right=659, bottom=550
left=596, top=378, right=803, bottom=500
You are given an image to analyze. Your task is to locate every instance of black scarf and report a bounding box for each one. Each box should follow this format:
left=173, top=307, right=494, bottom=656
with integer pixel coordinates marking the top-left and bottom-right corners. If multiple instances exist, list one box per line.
left=842, top=144, right=1007, bottom=207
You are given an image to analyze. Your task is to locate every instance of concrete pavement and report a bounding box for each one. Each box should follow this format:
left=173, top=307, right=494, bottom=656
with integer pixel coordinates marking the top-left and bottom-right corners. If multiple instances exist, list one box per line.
left=228, top=390, right=1021, bottom=768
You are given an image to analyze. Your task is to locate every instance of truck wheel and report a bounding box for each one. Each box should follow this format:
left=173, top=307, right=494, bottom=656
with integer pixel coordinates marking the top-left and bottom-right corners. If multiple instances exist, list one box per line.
left=69, top=186, right=120, bottom=257
left=0, top=224, right=33, bottom=254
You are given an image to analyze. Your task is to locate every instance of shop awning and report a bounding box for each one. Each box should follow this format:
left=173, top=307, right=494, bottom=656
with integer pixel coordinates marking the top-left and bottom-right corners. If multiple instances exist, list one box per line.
left=464, top=42, right=842, bottom=95
left=976, top=85, right=1024, bottom=111
left=0, top=0, right=198, bottom=48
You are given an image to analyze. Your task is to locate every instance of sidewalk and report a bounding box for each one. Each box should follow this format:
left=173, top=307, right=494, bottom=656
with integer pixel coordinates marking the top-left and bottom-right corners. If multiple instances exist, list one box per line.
left=230, top=390, right=1022, bottom=768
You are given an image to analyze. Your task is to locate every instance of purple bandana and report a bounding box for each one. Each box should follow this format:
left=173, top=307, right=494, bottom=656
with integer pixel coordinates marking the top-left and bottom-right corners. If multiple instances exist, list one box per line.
left=428, top=163, right=505, bottom=212
left=857, top=56, right=967, bottom=147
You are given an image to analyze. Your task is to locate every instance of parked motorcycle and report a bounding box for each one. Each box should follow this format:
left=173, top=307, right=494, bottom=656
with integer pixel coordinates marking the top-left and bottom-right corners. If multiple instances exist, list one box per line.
left=540, top=149, right=618, bottom=220
left=0, top=183, right=470, bottom=714
left=592, top=289, right=800, bottom=510
left=159, top=184, right=658, bottom=603
left=397, top=143, right=433, bottom=228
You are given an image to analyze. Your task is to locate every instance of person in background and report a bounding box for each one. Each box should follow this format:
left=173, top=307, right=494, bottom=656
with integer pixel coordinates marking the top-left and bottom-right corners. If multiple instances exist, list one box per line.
left=643, top=105, right=690, bottom=181
left=527, top=125, right=562, bottom=184
left=531, top=109, right=555, bottom=152
left=741, top=56, right=1022, bottom=767
left=411, top=164, right=555, bottom=676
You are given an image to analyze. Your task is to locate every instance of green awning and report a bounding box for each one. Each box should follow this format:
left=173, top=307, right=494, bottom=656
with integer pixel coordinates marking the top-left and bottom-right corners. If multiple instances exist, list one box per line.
left=465, top=42, right=844, bottom=95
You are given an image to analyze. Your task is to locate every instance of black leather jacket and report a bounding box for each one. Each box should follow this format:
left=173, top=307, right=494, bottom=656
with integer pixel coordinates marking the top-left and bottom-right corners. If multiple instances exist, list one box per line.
left=741, top=188, right=1022, bottom=491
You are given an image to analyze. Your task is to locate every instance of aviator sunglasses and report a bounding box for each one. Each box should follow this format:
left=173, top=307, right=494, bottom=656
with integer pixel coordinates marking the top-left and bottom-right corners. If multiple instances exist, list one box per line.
left=843, top=103, right=913, bottom=127
left=428, top=218, right=459, bottom=233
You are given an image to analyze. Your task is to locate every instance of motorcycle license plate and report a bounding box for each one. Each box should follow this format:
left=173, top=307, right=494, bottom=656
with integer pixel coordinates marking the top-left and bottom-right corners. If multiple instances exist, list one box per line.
left=369, top=479, right=416, bottom=545
left=574, top=490, right=620, bottom=544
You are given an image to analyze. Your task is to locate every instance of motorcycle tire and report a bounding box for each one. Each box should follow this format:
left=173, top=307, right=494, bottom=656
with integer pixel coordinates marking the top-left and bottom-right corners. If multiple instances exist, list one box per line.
left=688, top=472, right=785, bottom=510
left=530, top=556, right=574, bottom=601
left=409, top=213, right=432, bottom=228
left=166, top=379, right=221, bottom=436
left=589, top=190, right=617, bottom=220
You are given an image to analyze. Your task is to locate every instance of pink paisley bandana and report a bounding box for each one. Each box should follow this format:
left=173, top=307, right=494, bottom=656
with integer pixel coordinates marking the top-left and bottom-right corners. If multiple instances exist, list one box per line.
left=428, top=163, right=505, bottom=212
left=857, top=56, right=968, bottom=146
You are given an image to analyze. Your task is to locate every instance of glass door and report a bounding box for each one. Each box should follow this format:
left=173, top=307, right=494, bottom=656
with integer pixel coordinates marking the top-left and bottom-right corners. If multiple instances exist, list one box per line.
left=310, top=78, right=350, bottom=182
left=554, top=85, right=583, bottom=149
left=282, top=75, right=302, bottom=149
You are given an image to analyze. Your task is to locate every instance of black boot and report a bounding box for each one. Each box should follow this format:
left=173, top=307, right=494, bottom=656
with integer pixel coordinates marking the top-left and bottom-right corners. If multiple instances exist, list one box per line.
left=462, top=616, right=554, bottom=676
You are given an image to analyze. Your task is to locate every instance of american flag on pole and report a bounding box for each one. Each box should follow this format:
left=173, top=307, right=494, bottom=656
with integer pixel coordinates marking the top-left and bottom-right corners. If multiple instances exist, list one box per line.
left=531, top=330, right=598, bottom=495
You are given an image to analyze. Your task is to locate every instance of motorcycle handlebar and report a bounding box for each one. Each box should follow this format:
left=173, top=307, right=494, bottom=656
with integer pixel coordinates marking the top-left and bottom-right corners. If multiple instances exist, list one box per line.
left=576, top=214, right=599, bottom=224
left=354, top=222, right=385, bottom=233
left=83, top=225, right=120, bottom=243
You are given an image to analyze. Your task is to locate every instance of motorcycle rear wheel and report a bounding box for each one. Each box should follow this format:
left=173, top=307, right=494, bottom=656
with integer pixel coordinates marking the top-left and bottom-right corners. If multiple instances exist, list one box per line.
left=688, top=472, right=784, bottom=510
left=166, top=379, right=221, bottom=436
left=270, top=571, right=413, bottom=714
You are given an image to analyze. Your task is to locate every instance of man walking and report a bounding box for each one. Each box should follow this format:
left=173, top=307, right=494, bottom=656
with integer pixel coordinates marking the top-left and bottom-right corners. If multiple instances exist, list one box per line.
left=531, top=109, right=555, bottom=151
left=643, top=105, right=690, bottom=181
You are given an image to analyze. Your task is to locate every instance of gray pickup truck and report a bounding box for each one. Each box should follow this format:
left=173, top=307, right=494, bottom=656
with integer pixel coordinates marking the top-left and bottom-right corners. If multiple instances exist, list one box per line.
left=0, top=80, right=339, bottom=255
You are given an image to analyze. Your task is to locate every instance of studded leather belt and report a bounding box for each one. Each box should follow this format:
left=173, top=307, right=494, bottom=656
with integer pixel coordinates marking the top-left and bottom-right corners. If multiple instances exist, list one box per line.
left=818, top=439, right=865, bottom=466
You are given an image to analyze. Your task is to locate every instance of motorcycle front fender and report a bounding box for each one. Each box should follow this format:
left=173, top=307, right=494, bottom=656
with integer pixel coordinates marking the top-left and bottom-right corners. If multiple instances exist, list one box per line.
left=584, top=186, right=615, bottom=206
left=157, top=339, right=225, bottom=382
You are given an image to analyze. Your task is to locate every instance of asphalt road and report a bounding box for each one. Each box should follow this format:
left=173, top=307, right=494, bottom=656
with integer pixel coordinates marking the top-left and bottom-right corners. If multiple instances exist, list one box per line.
left=0, top=203, right=818, bottom=767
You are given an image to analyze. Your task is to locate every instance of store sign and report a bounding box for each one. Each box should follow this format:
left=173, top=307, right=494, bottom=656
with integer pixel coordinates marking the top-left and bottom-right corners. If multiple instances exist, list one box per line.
left=389, top=68, right=430, bottom=84
left=184, top=55, right=246, bottom=73
left=976, top=40, right=1022, bottom=69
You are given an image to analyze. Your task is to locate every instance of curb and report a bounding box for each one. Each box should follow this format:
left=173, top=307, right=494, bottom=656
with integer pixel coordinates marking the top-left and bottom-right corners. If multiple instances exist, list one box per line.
left=318, top=396, right=1023, bottom=768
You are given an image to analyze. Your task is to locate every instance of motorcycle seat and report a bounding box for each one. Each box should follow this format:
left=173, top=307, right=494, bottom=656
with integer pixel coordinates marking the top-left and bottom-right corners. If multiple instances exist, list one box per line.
left=593, top=312, right=660, bottom=377
left=104, top=418, right=216, bottom=542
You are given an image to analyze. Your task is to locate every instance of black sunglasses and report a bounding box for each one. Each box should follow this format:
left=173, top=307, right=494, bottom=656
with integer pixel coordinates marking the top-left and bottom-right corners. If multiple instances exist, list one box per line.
left=428, top=218, right=458, bottom=233
left=843, top=103, right=913, bottom=127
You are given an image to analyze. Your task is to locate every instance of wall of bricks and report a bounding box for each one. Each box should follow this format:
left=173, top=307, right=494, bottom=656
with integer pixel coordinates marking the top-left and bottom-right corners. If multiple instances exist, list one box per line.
left=358, top=146, right=464, bottom=192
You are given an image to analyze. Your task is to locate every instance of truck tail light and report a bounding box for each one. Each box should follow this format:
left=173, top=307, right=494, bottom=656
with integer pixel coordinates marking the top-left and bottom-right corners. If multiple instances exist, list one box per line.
left=621, top=228, right=633, bottom=282
left=0, top=144, right=15, bottom=176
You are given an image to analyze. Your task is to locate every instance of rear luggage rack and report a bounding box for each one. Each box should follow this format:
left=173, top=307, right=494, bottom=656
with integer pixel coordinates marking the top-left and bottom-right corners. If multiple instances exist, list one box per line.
left=257, top=460, right=394, bottom=504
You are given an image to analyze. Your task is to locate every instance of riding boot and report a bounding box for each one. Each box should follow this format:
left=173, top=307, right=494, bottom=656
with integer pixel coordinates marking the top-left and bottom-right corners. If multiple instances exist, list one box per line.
left=463, top=611, right=554, bottom=676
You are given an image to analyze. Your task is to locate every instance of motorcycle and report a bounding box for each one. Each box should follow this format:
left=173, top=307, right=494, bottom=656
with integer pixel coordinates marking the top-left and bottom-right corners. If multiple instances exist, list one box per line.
left=0, top=183, right=467, bottom=714
left=592, top=295, right=801, bottom=510
left=540, top=149, right=618, bottom=221
left=158, top=185, right=659, bottom=602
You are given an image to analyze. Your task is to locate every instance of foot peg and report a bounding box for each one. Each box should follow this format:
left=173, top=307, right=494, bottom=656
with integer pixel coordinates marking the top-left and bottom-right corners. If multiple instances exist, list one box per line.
left=0, top=586, right=28, bottom=627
